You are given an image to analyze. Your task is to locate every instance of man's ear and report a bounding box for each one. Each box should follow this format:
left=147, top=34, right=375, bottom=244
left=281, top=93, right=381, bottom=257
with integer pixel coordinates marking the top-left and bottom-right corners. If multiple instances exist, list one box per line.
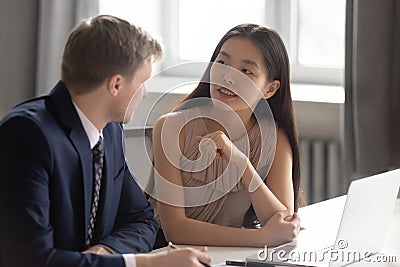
left=263, top=80, right=280, bottom=99
left=107, top=74, right=123, bottom=97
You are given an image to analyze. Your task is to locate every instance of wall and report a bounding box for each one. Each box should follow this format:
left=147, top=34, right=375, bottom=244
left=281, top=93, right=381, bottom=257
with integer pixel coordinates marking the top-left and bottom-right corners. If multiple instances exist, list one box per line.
left=294, top=101, right=341, bottom=141
left=127, top=91, right=341, bottom=141
left=0, top=0, right=38, bottom=118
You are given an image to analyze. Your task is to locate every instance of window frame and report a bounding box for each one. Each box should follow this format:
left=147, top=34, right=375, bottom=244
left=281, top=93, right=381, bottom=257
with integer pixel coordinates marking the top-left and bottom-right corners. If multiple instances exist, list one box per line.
left=161, top=0, right=344, bottom=86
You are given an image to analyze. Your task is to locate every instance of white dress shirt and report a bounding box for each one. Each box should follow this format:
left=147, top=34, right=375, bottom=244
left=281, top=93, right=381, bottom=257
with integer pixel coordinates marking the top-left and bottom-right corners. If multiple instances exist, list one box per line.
left=73, top=103, right=102, bottom=149
left=73, top=103, right=137, bottom=267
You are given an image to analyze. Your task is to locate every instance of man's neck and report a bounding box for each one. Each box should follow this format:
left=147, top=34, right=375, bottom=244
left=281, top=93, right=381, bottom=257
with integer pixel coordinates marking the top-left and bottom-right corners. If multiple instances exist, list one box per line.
left=70, top=90, right=108, bottom=132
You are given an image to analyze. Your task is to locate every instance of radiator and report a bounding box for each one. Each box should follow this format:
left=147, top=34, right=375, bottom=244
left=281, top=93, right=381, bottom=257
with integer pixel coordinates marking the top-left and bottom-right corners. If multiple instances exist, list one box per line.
left=299, top=139, right=341, bottom=204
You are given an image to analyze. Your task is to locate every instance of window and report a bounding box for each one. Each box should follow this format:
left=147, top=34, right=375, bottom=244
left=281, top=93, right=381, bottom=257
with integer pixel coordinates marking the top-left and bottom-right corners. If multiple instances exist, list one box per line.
left=163, top=0, right=345, bottom=85
left=297, top=0, right=345, bottom=67
left=99, top=0, right=345, bottom=101
left=99, top=0, right=162, bottom=38
left=178, top=0, right=266, bottom=61
left=291, top=0, right=346, bottom=85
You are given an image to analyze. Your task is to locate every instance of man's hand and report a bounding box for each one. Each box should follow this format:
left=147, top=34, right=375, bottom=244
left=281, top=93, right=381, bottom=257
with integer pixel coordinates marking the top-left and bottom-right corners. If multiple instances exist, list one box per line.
left=82, top=245, right=115, bottom=255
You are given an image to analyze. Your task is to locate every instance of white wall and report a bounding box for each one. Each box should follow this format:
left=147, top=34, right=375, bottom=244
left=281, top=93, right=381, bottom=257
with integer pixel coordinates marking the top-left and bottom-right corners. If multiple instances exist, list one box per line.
left=126, top=90, right=341, bottom=141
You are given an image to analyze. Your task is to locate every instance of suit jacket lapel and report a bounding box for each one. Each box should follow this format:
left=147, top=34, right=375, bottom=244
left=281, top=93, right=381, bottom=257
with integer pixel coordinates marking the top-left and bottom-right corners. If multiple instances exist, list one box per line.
left=47, top=81, right=93, bottom=243
left=69, top=129, right=93, bottom=242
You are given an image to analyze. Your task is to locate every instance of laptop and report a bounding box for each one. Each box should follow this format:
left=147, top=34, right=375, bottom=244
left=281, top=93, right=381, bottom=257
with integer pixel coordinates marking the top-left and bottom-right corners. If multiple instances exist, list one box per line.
left=245, top=169, right=400, bottom=267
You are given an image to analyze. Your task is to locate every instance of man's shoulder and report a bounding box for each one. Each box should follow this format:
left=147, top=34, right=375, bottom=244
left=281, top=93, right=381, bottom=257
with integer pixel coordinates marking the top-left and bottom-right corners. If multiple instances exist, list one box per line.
left=0, top=96, right=55, bottom=160
left=0, top=95, right=50, bottom=128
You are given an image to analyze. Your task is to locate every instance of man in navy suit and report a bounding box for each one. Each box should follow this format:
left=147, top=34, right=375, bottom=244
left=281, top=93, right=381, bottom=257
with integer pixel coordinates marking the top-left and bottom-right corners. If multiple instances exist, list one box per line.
left=0, top=15, right=210, bottom=267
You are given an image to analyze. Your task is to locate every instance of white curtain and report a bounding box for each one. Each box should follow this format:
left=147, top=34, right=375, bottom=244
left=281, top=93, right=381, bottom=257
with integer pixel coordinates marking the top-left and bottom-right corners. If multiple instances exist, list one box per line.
left=35, top=0, right=98, bottom=95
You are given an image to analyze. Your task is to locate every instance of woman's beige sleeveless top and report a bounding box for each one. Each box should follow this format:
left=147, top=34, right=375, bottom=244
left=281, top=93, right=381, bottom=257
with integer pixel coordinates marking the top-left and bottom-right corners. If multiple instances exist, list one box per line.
left=151, top=108, right=271, bottom=228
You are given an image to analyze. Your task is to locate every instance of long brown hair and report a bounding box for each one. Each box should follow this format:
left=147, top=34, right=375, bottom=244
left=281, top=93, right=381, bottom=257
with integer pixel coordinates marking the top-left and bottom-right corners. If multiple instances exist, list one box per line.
left=175, top=24, right=301, bottom=211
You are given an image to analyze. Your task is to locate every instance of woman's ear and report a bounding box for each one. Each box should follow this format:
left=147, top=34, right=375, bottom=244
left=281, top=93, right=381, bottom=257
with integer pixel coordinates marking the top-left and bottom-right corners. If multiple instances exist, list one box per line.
left=263, top=80, right=280, bottom=99
left=107, top=74, right=123, bottom=97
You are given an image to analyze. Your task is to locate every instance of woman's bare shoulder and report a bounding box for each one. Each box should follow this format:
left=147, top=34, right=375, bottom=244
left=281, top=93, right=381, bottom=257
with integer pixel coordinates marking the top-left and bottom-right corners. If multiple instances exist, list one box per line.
left=154, top=111, right=185, bottom=132
left=276, top=127, right=292, bottom=151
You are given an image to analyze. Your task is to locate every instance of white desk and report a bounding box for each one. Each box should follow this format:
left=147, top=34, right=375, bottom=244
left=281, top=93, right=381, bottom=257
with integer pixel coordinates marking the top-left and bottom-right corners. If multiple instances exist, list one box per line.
left=155, top=196, right=400, bottom=266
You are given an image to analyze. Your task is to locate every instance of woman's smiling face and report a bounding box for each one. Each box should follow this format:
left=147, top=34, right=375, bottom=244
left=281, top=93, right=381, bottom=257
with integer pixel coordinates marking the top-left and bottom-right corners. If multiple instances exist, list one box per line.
left=209, top=36, right=272, bottom=112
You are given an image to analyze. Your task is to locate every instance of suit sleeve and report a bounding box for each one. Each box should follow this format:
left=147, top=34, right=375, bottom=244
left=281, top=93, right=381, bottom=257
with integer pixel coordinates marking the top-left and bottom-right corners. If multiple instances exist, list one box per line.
left=98, top=125, right=158, bottom=253
left=0, top=117, right=125, bottom=267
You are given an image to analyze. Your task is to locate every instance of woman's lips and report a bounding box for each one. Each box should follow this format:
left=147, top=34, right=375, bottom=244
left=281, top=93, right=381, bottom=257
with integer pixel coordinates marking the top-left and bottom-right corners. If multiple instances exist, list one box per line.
left=217, top=87, right=237, bottom=98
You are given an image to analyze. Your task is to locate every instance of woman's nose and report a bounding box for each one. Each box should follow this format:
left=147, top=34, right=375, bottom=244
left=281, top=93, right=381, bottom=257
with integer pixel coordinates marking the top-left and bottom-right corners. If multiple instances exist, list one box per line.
left=222, top=73, right=235, bottom=86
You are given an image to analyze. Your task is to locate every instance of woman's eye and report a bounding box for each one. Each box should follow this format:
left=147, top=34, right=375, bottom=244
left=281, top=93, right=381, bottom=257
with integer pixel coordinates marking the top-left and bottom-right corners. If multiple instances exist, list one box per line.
left=242, top=69, right=253, bottom=74
left=216, top=60, right=226, bottom=65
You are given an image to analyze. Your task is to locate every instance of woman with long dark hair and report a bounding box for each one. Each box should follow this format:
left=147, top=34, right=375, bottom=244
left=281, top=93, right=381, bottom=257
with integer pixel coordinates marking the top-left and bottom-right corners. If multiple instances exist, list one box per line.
left=150, top=24, right=301, bottom=247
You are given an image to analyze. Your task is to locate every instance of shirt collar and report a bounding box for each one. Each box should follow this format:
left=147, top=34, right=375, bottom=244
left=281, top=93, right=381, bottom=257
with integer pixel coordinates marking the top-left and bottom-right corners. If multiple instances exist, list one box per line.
left=72, top=102, right=103, bottom=149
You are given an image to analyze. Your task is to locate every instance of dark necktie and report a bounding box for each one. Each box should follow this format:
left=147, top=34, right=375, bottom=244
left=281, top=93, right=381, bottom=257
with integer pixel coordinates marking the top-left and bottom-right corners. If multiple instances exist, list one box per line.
left=86, top=136, right=104, bottom=248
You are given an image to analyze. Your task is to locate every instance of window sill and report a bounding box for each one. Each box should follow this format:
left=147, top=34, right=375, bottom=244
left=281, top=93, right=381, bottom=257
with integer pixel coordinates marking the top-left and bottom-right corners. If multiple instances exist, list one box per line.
left=146, top=75, right=344, bottom=104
